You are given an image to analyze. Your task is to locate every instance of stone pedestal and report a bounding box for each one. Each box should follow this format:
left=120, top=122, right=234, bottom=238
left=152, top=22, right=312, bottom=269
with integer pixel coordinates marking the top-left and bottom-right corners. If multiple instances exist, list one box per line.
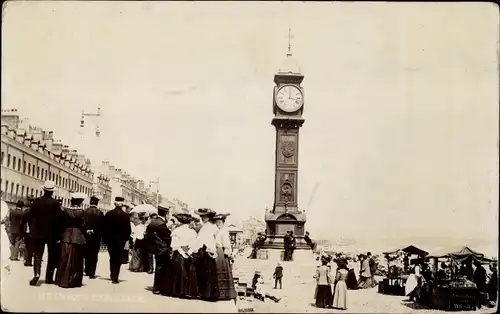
left=256, top=248, right=314, bottom=264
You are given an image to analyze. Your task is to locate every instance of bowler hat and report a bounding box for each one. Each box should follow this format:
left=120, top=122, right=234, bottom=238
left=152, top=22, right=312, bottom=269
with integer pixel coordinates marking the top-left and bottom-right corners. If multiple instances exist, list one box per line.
left=115, top=196, right=125, bottom=202
left=16, top=200, right=24, bottom=208
left=42, top=180, right=56, bottom=191
left=90, top=195, right=100, bottom=201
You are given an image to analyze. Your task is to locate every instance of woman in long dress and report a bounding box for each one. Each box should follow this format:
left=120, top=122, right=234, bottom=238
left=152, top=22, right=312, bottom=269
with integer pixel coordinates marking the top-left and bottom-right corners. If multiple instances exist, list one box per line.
left=54, top=192, right=87, bottom=288
left=405, top=265, right=420, bottom=301
left=167, top=213, right=198, bottom=299
left=213, top=213, right=237, bottom=301
left=129, top=213, right=147, bottom=272
left=357, top=254, right=372, bottom=289
left=191, top=208, right=219, bottom=301
left=332, top=258, right=348, bottom=310
left=346, top=263, right=358, bottom=290
left=314, top=256, right=333, bottom=308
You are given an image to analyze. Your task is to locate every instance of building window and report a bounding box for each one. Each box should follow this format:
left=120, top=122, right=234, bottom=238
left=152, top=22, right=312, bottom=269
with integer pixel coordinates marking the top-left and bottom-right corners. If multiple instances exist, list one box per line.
left=37, top=166, right=40, bottom=179
left=44, top=169, right=47, bottom=181
left=23, top=161, right=26, bottom=173
left=0, top=151, right=3, bottom=165
left=30, top=188, right=34, bottom=197
left=21, top=186, right=24, bottom=197
left=7, top=154, right=11, bottom=167
left=10, top=182, right=14, bottom=195
left=28, top=163, right=31, bottom=175
left=4, top=181, right=8, bottom=195
left=12, top=156, right=16, bottom=170
left=17, top=159, right=21, bottom=171
left=15, top=184, right=19, bottom=196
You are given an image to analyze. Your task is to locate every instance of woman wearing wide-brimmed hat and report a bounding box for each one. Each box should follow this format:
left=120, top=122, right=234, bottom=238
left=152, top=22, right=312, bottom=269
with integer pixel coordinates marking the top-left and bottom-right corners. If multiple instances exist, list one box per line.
left=55, top=192, right=87, bottom=288
left=213, top=213, right=236, bottom=301
left=166, top=212, right=199, bottom=299
left=191, top=208, right=219, bottom=301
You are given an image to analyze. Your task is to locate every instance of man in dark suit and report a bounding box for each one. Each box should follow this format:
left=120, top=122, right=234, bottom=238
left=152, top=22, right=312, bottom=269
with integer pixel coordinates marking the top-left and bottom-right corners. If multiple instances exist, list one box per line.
left=9, top=200, right=26, bottom=261
left=83, top=195, right=104, bottom=279
left=23, top=196, right=35, bottom=266
left=144, top=207, right=171, bottom=294
left=102, top=197, right=131, bottom=284
left=25, top=181, right=62, bottom=286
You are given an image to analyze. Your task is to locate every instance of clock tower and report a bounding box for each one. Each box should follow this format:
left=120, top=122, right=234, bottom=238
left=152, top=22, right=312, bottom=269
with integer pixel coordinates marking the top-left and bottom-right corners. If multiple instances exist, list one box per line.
left=263, top=33, right=310, bottom=250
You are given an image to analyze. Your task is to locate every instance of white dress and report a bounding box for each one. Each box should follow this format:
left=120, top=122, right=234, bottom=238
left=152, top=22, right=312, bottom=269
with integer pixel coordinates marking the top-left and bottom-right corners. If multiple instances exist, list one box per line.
left=405, top=265, right=420, bottom=296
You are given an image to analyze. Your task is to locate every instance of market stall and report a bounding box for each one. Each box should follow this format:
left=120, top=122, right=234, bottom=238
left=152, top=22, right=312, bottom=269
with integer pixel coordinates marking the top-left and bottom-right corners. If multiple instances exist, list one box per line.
left=418, top=246, right=494, bottom=311
left=378, top=245, right=428, bottom=296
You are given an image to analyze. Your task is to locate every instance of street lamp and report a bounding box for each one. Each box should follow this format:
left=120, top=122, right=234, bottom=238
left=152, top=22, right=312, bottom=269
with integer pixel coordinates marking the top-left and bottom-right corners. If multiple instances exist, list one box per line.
left=150, top=178, right=160, bottom=208
left=80, top=106, right=101, bottom=137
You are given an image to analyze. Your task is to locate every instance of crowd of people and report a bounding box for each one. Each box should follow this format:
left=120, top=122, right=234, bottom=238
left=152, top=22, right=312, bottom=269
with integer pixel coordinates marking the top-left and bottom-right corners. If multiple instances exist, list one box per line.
left=404, top=258, right=498, bottom=308
left=312, top=252, right=379, bottom=310
left=1, top=180, right=237, bottom=303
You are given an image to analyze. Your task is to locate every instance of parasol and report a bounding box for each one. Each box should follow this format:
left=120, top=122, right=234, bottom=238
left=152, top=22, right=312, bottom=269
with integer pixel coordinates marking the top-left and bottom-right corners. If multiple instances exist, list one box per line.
left=130, top=204, right=157, bottom=215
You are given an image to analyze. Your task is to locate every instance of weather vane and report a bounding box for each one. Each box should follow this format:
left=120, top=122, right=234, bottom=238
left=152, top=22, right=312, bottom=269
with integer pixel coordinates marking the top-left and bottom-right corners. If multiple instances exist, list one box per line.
left=287, top=25, right=294, bottom=55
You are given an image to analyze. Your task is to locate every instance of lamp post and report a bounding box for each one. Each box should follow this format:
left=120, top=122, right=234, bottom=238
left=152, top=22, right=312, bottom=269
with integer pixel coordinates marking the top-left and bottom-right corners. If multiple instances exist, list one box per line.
left=150, top=178, right=160, bottom=208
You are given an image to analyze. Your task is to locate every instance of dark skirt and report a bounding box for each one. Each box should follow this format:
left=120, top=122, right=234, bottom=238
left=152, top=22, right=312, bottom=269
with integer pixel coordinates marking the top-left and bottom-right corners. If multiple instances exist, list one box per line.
left=346, top=269, right=358, bottom=290
left=167, top=251, right=198, bottom=298
left=129, top=239, right=145, bottom=272
left=122, top=249, right=129, bottom=264
left=215, top=247, right=236, bottom=300
left=195, top=248, right=219, bottom=301
left=315, top=284, right=333, bottom=308
left=55, top=242, right=85, bottom=288
left=154, top=253, right=171, bottom=294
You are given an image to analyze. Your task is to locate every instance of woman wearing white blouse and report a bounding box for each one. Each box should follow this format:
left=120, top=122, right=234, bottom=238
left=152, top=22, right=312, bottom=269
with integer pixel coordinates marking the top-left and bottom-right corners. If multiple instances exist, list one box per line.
left=192, top=208, right=220, bottom=301
left=165, top=213, right=199, bottom=299
left=129, top=214, right=147, bottom=272
left=213, top=213, right=237, bottom=301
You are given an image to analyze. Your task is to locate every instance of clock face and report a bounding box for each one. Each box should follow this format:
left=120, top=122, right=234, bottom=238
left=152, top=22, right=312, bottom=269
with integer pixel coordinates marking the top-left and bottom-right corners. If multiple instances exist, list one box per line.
left=275, top=85, right=303, bottom=113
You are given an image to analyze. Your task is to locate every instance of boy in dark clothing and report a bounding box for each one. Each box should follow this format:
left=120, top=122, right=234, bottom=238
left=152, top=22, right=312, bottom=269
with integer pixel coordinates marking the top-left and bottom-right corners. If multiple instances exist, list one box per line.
left=273, top=262, right=283, bottom=289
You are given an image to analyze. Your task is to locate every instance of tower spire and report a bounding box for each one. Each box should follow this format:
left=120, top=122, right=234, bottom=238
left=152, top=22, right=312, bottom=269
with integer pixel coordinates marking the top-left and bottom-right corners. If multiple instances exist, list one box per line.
left=287, top=25, right=293, bottom=56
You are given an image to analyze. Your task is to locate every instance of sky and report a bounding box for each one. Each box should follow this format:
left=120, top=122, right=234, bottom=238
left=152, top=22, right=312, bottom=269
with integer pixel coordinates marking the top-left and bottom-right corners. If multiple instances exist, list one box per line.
left=2, top=2, right=499, bottom=250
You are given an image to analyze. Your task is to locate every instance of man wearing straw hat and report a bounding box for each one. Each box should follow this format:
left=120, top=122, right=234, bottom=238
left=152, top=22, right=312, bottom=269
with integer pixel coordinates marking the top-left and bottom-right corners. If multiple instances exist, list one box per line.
left=26, top=180, right=63, bottom=286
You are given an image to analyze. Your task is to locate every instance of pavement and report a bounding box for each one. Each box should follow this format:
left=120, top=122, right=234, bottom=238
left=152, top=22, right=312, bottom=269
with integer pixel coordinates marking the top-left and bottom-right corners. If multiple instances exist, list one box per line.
left=1, top=232, right=497, bottom=313
left=0, top=227, right=237, bottom=313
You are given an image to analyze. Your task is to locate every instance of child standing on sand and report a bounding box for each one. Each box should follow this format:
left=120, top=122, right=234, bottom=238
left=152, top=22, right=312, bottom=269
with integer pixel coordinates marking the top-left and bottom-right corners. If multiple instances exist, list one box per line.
left=273, top=262, right=283, bottom=289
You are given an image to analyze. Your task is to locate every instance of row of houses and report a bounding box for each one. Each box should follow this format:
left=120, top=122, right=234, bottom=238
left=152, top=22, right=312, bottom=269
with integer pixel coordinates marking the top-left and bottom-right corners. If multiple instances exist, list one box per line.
left=0, top=109, right=188, bottom=212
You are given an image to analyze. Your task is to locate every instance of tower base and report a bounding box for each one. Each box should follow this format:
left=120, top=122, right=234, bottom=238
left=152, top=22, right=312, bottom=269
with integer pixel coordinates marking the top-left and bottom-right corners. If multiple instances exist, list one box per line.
left=261, top=235, right=311, bottom=250
left=254, top=248, right=315, bottom=264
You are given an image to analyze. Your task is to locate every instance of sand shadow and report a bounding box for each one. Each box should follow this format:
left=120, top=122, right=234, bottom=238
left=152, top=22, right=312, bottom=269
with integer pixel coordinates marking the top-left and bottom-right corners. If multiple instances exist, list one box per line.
left=144, top=286, right=154, bottom=292
left=98, top=277, right=127, bottom=283
left=400, top=300, right=431, bottom=310
left=35, top=279, right=45, bottom=287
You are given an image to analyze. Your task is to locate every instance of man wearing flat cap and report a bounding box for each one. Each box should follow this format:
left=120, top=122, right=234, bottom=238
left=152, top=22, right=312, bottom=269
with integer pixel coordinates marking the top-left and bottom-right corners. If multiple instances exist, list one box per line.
left=102, top=196, right=132, bottom=284
left=26, top=180, right=63, bottom=286
left=83, top=195, right=104, bottom=279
